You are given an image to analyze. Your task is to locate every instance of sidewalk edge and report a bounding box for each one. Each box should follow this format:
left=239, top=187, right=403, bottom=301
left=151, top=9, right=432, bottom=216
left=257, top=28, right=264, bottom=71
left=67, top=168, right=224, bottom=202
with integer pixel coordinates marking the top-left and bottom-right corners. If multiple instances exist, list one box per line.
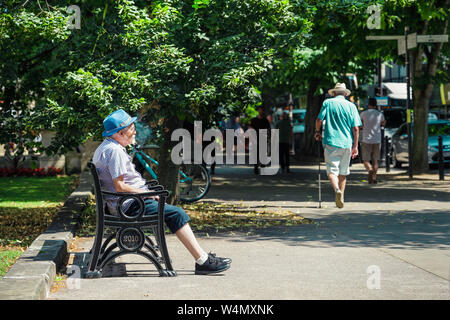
left=0, top=170, right=93, bottom=300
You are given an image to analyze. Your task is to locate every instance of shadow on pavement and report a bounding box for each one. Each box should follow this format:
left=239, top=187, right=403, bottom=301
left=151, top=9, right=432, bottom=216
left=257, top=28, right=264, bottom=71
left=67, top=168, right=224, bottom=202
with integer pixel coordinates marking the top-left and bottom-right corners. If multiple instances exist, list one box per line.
left=208, top=183, right=450, bottom=204
left=196, top=209, right=450, bottom=251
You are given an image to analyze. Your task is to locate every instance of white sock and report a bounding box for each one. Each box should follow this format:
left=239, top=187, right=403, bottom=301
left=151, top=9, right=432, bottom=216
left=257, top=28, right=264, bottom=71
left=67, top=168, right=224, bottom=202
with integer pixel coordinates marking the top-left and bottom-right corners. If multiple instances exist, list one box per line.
left=196, top=252, right=209, bottom=265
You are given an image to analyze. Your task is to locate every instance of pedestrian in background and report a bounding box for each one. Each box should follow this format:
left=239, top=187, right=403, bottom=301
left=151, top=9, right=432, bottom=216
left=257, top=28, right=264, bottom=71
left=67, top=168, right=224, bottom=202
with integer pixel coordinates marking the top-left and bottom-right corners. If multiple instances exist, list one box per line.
left=276, top=111, right=293, bottom=173
left=250, top=106, right=271, bottom=175
left=359, top=97, right=386, bottom=184
left=315, top=83, right=361, bottom=208
left=267, top=113, right=275, bottom=130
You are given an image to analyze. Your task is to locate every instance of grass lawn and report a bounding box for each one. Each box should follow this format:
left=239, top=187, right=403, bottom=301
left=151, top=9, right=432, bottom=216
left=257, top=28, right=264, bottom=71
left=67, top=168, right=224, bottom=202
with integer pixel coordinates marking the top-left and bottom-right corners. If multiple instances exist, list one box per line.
left=0, top=247, right=23, bottom=277
left=0, top=176, right=78, bottom=277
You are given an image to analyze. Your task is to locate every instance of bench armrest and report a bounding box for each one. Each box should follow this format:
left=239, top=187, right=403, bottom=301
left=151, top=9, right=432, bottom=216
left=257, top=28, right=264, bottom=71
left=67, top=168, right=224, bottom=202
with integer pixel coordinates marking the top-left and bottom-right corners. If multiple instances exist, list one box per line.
left=101, top=189, right=170, bottom=198
left=146, top=180, right=159, bottom=186
left=146, top=185, right=164, bottom=191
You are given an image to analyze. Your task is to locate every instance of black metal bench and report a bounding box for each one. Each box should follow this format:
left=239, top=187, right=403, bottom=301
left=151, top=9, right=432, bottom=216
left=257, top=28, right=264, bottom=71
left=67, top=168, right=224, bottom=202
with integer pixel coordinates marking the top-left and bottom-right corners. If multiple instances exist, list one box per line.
left=85, top=162, right=177, bottom=278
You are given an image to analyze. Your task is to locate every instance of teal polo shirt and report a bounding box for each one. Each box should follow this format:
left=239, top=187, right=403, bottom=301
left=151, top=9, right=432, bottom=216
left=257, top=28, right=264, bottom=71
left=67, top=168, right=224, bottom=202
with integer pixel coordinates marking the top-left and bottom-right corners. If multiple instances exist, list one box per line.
left=318, top=95, right=362, bottom=149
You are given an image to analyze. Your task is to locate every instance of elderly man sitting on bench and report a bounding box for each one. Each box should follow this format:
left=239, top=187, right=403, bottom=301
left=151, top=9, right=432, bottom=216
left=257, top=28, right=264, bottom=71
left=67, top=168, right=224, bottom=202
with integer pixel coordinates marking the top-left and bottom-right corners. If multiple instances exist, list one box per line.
left=93, top=109, right=231, bottom=275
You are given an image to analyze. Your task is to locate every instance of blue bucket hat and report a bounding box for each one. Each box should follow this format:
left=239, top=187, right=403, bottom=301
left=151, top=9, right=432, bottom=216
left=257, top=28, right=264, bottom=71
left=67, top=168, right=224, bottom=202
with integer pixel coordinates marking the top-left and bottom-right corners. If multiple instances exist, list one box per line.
left=102, top=109, right=137, bottom=137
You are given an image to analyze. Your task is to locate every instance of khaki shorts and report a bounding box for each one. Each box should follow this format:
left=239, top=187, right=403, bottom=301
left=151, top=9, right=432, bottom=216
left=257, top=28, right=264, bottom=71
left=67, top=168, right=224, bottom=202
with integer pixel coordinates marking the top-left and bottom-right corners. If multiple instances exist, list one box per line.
left=361, top=142, right=381, bottom=162
left=323, top=144, right=352, bottom=176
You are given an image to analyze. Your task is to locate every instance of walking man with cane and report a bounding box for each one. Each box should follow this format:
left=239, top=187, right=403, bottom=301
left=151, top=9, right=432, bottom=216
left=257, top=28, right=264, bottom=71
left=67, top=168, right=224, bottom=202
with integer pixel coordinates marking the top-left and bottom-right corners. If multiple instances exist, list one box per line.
left=315, top=83, right=361, bottom=208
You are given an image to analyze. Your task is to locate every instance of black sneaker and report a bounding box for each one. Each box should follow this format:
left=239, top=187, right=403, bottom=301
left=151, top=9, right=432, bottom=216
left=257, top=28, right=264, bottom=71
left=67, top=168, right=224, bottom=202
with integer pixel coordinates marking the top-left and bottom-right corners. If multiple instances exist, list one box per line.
left=209, top=252, right=232, bottom=264
left=195, top=253, right=231, bottom=275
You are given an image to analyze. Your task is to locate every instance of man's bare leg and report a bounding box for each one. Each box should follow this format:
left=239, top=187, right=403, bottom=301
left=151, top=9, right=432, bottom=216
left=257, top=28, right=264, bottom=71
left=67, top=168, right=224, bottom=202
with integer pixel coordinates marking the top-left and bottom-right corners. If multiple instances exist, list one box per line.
left=175, top=223, right=206, bottom=261
left=338, top=175, right=347, bottom=195
left=363, top=160, right=374, bottom=183
left=329, top=173, right=344, bottom=208
left=328, top=173, right=340, bottom=192
left=372, top=160, right=378, bottom=182
left=363, top=161, right=372, bottom=172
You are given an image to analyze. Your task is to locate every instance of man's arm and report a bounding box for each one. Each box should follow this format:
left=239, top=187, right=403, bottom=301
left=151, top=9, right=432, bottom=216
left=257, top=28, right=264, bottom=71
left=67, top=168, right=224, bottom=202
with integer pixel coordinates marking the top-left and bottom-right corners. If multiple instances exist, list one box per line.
left=315, top=102, right=328, bottom=142
left=113, top=175, right=159, bottom=199
left=351, top=126, right=359, bottom=159
left=380, top=112, right=386, bottom=127
left=315, top=119, right=323, bottom=141
left=351, top=105, right=362, bottom=159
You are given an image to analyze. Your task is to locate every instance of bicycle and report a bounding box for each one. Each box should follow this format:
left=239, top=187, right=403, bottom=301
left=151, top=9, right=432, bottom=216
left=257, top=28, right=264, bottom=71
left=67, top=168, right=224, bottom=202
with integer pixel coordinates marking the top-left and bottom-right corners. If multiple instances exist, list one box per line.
left=132, top=145, right=211, bottom=203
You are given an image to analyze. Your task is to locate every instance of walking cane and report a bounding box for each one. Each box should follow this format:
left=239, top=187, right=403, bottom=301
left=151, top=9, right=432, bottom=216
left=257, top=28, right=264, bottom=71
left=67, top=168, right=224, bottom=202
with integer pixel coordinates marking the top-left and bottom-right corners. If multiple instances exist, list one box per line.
left=317, top=140, right=322, bottom=209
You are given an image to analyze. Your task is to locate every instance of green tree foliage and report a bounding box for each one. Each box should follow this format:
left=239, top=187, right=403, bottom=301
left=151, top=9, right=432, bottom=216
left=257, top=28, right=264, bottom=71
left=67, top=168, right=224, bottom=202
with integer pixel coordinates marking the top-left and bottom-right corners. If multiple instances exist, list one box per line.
left=1, top=0, right=310, bottom=200
left=371, top=0, right=449, bottom=172
left=0, top=1, right=70, bottom=166
left=325, top=0, right=449, bottom=172
left=264, top=0, right=384, bottom=157
left=2, top=0, right=446, bottom=181
left=263, top=0, right=448, bottom=166
left=24, top=0, right=309, bottom=153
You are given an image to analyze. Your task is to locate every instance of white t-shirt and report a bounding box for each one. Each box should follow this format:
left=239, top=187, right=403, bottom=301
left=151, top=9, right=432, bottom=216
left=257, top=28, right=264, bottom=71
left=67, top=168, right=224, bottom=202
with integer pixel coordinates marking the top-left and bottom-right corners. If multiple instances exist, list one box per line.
left=360, top=109, right=385, bottom=144
left=93, top=138, right=148, bottom=214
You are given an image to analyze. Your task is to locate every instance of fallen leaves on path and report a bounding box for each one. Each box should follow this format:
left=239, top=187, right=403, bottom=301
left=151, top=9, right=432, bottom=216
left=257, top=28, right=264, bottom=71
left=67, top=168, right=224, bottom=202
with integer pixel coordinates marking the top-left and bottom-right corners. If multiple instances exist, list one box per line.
left=181, top=202, right=314, bottom=232
left=0, top=206, right=61, bottom=247
left=78, top=200, right=314, bottom=236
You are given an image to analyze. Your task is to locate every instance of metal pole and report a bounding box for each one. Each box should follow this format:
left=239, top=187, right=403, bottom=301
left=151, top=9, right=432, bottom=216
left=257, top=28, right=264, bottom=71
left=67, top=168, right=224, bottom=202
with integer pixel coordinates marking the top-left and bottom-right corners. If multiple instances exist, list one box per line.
left=405, top=26, right=413, bottom=179
left=438, top=135, right=444, bottom=180
left=385, top=135, right=391, bottom=173
left=380, top=126, right=386, bottom=167
left=378, top=57, right=382, bottom=98
left=317, top=141, right=322, bottom=208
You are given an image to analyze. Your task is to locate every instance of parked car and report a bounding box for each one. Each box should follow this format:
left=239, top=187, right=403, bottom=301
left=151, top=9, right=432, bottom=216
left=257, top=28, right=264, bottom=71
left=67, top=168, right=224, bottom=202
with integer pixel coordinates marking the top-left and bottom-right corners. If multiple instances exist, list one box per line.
left=382, top=107, right=439, bottom=142
left=428, top=112, right=439, bottom=121
left=391, top=119, right=450, bottom=168
left=382, top=107, right=407, bottom=142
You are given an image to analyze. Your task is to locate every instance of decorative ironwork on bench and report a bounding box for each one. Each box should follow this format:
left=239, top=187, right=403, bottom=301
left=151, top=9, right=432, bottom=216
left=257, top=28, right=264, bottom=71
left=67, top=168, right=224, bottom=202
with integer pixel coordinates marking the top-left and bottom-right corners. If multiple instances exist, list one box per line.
left=85, top=162, right=176, bottom=278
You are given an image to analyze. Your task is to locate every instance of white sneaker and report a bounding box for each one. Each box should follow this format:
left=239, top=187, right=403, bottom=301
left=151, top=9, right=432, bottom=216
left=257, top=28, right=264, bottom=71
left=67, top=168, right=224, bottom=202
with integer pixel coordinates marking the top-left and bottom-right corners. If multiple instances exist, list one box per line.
left=335, top=190, right=344, bottom=208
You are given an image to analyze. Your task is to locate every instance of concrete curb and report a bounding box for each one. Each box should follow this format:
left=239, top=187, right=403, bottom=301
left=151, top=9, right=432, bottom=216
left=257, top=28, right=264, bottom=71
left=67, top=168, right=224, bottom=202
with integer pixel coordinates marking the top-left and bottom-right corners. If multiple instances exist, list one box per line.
left=0, top=170, right=93, bottom=300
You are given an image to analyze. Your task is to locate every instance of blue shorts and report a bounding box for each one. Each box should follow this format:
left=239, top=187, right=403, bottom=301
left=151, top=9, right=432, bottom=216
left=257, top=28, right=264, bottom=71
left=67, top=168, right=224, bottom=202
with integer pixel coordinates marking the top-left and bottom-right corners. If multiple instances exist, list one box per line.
left=125, top=199, right=190, bottom=234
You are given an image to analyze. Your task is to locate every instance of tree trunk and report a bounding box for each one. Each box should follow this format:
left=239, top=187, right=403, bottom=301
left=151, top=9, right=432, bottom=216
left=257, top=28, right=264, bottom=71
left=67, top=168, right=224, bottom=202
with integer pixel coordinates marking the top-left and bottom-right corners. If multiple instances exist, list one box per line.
left=157, top=115, right=183, bottom=204
left=300, top=79, right=326, bottom=158
left=262, top=91, right=276, bottom=115
left=411, top=17, right=448, bottom=173
left=412, top=87, right=431, bottom=173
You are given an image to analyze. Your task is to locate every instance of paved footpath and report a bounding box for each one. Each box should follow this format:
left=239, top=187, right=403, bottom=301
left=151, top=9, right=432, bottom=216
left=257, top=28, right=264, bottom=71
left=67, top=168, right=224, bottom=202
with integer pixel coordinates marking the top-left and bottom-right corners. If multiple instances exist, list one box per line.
left=48, top=163, right=450, bottom=300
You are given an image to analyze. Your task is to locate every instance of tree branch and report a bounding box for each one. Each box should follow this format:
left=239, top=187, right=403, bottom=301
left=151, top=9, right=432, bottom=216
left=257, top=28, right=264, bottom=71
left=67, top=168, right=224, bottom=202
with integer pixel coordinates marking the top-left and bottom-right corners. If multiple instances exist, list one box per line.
left=423, top=45, right=432, bottom=61
left=426, top=16, right=448, bottom=77
left=18, top=46, right=58, bottom=75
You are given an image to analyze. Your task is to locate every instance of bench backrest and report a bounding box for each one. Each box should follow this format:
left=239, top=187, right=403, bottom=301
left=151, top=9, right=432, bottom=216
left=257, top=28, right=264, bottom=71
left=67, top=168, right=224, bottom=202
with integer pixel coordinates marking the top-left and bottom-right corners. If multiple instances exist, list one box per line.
left=87, top=162, right=105, bottom=223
